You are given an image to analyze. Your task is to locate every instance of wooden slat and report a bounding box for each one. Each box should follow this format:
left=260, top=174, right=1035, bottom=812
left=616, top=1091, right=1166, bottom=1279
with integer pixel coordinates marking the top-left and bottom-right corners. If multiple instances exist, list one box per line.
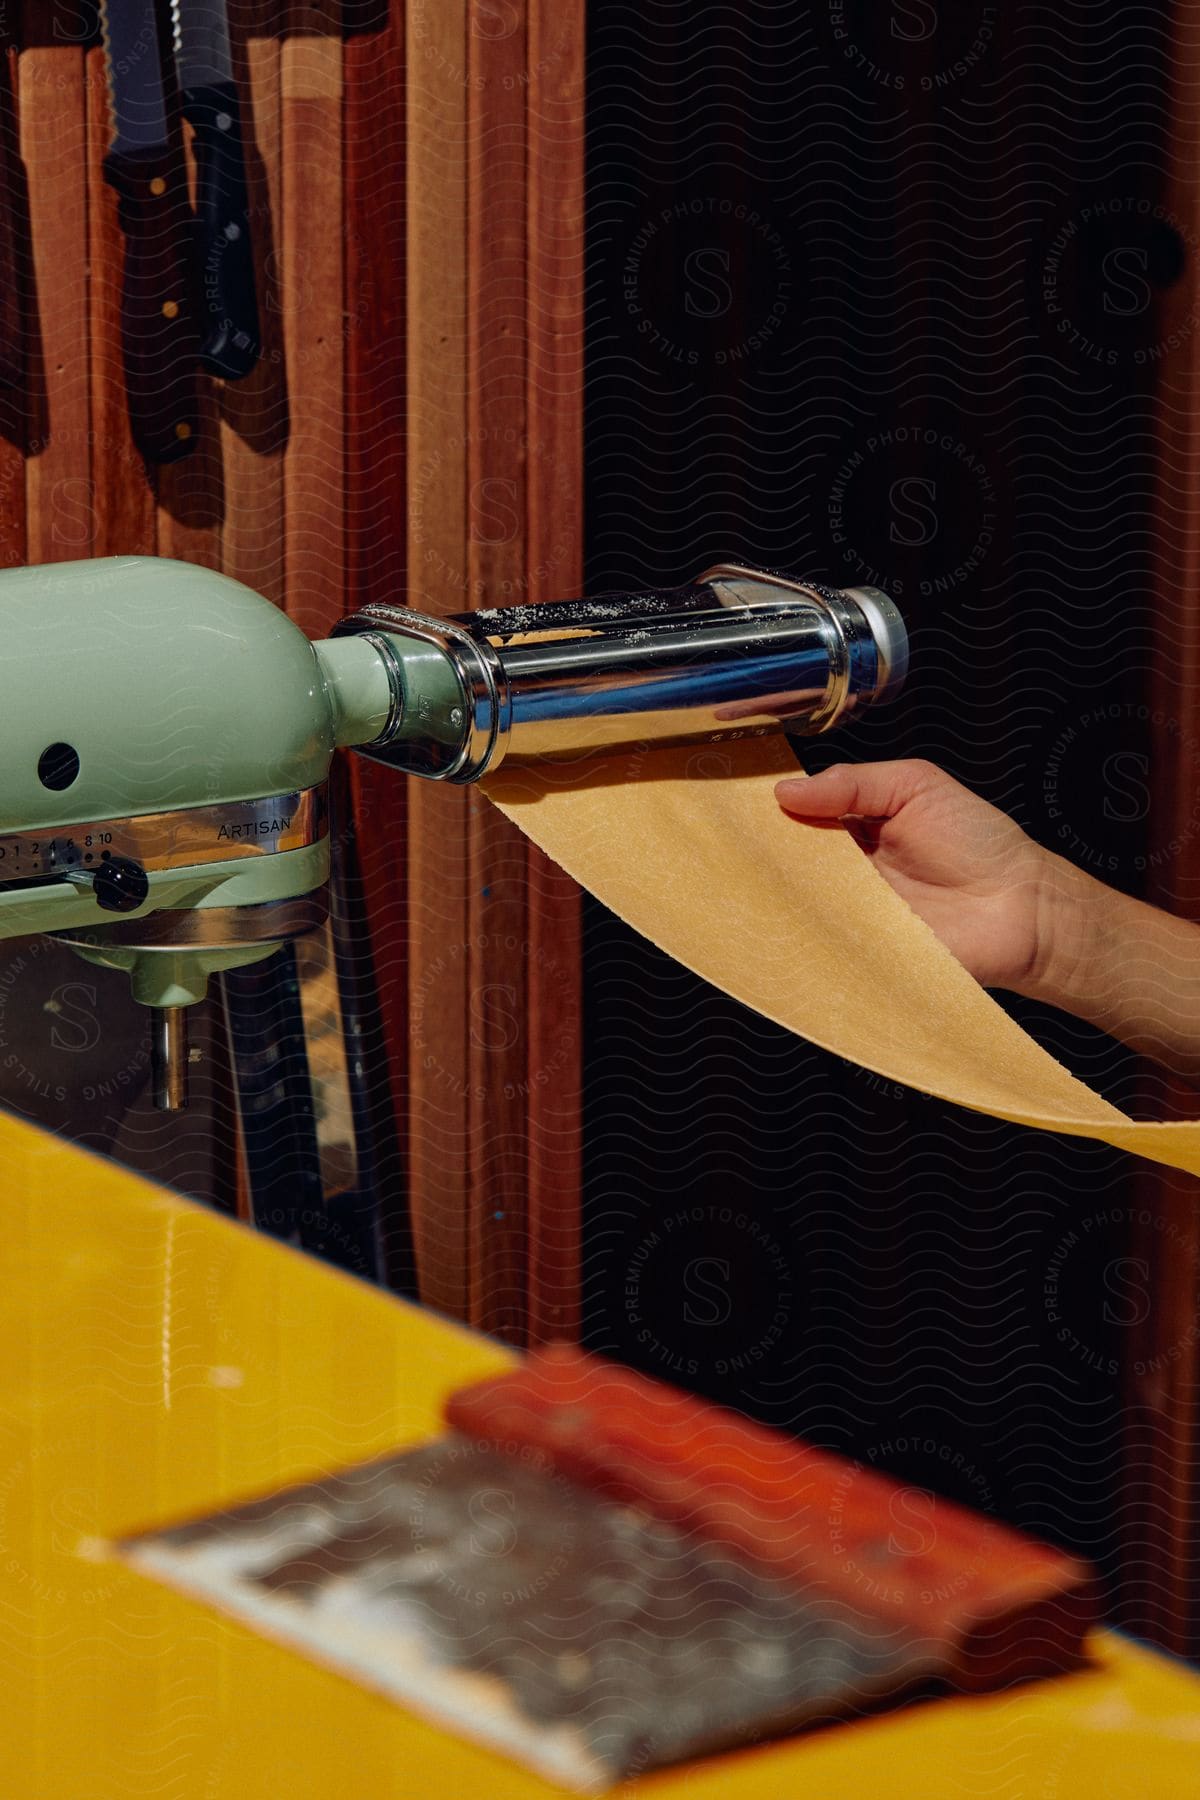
left=466, top=0, right=530, bottom=1340
left=281, top=0, right=344, bottom=638
left=20, top=12, right=88, bottom=564
left=221, top=9, right=286, bottom=607
left=1127, top=4, right=1200, bottom=1659
left=524, top=0, right=584, bottom=1344
left=344, top=0, right=409, bottom=1271
left=345, top=0, right=405, bottom=616
left=6, top=0, right=586, bottom=1349
left=405, top=0, right=585, bottom=1336
left=0, top=32, right=27, bottom=572
left=405, top=0, right=471, bottom=1319
left=86, top=39, right=155, bottom=560
left=0, top=26, right=23, bottom=397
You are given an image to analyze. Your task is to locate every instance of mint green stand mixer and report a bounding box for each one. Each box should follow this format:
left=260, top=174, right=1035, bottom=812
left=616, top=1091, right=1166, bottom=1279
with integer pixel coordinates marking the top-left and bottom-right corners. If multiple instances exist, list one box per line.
left=0, top=555, right=906, bottom=1110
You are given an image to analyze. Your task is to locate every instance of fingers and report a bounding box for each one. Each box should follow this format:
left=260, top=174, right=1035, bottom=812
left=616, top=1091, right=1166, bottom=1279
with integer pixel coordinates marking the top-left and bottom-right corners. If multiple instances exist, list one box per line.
left=775, top=759, right=943, bottom=821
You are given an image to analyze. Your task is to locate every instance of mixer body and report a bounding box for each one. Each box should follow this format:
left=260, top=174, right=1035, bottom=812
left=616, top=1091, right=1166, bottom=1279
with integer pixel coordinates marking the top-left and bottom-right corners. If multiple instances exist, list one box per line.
left=0, top=556, right=906, bottom=1106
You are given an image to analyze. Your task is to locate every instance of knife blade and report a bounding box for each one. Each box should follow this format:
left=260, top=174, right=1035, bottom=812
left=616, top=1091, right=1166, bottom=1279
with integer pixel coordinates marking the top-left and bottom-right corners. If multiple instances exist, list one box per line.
left=172, top=0, right=261, bottom=380
left=100, top=0, right=198, bottom=463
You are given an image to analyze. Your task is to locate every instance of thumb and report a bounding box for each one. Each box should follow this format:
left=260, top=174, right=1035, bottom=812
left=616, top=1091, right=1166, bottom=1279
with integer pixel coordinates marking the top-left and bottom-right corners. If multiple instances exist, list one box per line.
left=775, top=759, right=936, bottom=821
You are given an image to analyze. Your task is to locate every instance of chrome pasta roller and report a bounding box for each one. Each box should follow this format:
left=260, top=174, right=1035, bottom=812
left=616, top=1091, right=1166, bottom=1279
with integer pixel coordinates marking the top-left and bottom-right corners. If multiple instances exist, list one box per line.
left=0, top=557, right=905, bottom=1110
left=336, top=563, right=907, bottom=779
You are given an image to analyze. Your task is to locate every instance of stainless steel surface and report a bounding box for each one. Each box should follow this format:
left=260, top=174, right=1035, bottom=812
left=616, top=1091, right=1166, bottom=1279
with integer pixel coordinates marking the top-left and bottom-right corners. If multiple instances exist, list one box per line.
left=151, top=1005, right=188, bottom=1112
left=333, top=606, right=503, bottom=780
left=53, top=890, right=329, bottom=953
left=0, top=787, right=327, bottom=887
left=843, top=584, right=908, bottom=698
left=335, top=567, right=906, bottom=782
left=171, top=0, right=235, bottom=88
left=215, top=757, right=403, bottom=1286
left=701, top=565, right=909, bottom=708
left=294, top=925, right=359, bottom=1202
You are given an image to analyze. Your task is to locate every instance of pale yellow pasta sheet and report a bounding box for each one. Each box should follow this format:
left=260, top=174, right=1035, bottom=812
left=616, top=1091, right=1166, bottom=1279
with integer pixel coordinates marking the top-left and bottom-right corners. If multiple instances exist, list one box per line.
left=484, top=737, right=1200, bottom=1180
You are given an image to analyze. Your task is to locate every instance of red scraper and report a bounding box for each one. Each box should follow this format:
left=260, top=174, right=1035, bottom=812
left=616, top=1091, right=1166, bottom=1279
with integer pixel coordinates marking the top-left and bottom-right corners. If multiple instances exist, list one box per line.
left=122, top=1346, right=1096, bottom=1792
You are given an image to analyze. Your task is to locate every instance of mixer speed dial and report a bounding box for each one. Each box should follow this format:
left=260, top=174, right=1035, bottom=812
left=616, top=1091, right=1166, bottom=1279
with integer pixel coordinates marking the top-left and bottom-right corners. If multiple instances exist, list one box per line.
left=65, top=855, right=150, bottom=913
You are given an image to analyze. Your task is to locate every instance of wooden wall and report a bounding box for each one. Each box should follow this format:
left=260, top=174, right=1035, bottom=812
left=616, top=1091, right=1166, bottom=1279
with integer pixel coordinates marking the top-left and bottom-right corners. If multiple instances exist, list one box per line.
left=3, top=0, right=1197, bottom=1662
left=1128, top=2, right=1200, bottom=1659
left=404, top=0, right=583, bottom=1342
left=0, top=2, right=584, bottom=1344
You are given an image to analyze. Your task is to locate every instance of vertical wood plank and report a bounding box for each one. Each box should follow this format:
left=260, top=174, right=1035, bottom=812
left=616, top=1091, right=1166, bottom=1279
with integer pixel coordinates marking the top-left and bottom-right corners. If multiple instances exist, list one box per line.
left=344, top=0, right=409, bottom=1275
left=0, top=19, right=23, bottom=395
left=8, top=0, right=586, bottom=1349
left=345, top=1, right=405, bottom=615
left=281, top=0, right=343, bottom=639
left=404, top=0, right=585, bottom=1336
left=466, top=0, right=530, bottom=1339
left=0, top=28, right=27, bottom=570
left=1127, top=5, right=1200, bottom=1658
left=405, top=0, right=471, bottom=1318
left=20, top=9, right=89, bottom=564
left=221, top=10, right=286, bottom=607
left=524, top=0, right=584, bottom=1344
left=86, top=37, right=156, bottom=559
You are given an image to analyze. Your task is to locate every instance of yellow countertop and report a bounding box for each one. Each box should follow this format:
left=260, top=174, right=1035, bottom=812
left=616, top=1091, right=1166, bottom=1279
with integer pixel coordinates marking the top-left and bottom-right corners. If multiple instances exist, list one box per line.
left=1, top=1110, right=1197, bottom=1798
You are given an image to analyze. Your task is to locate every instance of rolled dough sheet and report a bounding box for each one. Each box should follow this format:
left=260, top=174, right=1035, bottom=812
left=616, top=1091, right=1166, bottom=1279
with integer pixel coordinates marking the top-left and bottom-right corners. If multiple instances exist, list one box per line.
left=483, top=737, right=1200, bottom=1181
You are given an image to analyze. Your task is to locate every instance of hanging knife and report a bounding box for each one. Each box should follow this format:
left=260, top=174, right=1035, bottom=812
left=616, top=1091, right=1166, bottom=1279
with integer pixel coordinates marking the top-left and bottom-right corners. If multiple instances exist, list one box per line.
left=100, top=0, right=198, bottom=464
left=172, top=0, right=261, bottom=379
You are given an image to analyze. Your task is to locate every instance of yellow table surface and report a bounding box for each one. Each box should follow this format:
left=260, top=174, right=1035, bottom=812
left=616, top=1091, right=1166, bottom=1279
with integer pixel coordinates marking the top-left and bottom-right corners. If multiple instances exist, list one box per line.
left=2, top=1112, right=1198, bottom=1799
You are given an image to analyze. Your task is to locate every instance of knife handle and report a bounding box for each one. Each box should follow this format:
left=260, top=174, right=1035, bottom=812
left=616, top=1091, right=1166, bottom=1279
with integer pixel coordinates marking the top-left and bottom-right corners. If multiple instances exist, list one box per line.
left=102, top=146, right=198, bottom=465
left=183, top=83, right=261, bottom=381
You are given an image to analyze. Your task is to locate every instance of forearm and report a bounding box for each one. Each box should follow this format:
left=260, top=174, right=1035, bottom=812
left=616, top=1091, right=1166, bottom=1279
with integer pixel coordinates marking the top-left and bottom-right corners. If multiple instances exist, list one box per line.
left=1018, top=855, right=1200, bottom=1082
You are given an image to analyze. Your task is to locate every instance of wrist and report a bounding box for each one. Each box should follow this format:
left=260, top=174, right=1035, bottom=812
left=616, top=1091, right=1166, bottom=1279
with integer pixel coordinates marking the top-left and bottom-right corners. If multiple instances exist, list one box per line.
left=1014, top=851, right=1126, bottom=1011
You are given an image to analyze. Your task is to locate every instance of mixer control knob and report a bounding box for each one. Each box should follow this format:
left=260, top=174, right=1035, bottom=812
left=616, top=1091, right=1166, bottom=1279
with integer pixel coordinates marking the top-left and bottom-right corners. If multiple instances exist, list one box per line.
left=91, top=855, right=150, bottom=914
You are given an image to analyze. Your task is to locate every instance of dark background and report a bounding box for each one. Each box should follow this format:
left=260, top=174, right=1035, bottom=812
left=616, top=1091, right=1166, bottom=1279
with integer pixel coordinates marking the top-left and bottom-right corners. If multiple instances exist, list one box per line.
left=580, top=0, right=1181, bottom=1629
left=0, top=0, right=1187, bottom=1649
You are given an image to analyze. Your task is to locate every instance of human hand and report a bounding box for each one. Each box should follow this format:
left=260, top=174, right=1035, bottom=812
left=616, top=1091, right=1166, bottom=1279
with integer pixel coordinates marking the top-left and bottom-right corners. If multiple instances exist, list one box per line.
left=776, top=758, right=1200, bottom=1080
left=774, top=759, right=1059, bottom=993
